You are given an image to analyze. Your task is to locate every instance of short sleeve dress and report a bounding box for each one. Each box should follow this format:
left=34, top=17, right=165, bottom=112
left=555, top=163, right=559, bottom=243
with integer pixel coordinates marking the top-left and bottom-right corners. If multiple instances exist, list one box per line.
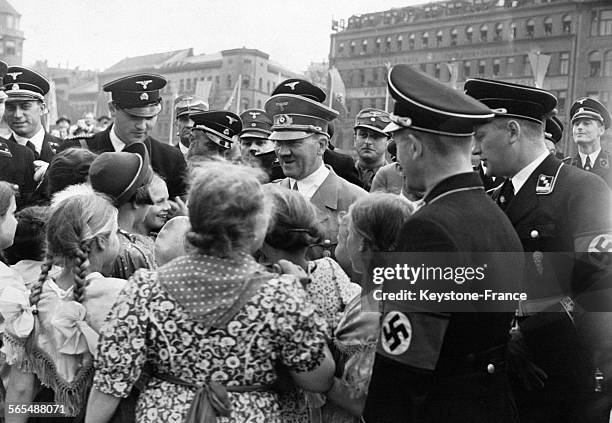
left=93, top=269, right=329, bottom=423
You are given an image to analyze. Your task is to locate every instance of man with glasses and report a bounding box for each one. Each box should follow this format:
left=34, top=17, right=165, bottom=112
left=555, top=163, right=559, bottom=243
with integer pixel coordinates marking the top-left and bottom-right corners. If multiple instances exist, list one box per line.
left=353, top=108, right=391, bottom=191
left=61, top=73, right=188, bottom=200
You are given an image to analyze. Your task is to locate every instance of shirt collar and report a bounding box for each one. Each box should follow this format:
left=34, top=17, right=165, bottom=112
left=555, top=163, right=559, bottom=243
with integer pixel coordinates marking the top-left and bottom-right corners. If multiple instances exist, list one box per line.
left=179, top=142, right=189, bottom=157
left=290, top=162, right=330, bottom=201
left=512, top=151, right=550, bottom=194
left=110, top=125, right=126, bottom=152
left=423, top=172, right=484, bottom=205
left=578, top=148, right=601, bottom=168
left=12, top=126, right=45, bottom=154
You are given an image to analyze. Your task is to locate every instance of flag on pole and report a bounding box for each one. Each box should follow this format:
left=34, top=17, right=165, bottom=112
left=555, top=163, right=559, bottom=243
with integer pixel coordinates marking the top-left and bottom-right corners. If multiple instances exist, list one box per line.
left=327, top=67, right=346, bottom=112
left=168, top=92, right=179, bottom=145
left=223, top=78, right=240, bottom=111
left=46, top=79, right=58, bottom=132
left=195, top=79, right=213, bottom=103
left=527, top=52, right=551, bottom=88
left=236, top=74, right=242, bottom=114
left=384, top=62, right=392, bottom=112
left=444, top=62, right=459, bottom=89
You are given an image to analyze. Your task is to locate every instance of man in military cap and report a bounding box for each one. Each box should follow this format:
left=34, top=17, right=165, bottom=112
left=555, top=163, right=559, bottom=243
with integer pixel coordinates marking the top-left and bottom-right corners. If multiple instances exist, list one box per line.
left=353, top=108, right=391, bottom=191
left=272, top=78, right=363, bottom=187
left=569, top=97, right=612, bottom=188
left=173, top=94, right=208, bottom=157
left=265, top=85, right=367, bottom=260
left=364, top=65, right=523, bottom=423
left=61, top=73, right=188, bottom=200
left=186, top=110, right=241, bottom=161
left=238, top=108, right=283, bottom=180
left=0, top=62, right=37, bottom=208
left=466, top=78, right=612, bottom=422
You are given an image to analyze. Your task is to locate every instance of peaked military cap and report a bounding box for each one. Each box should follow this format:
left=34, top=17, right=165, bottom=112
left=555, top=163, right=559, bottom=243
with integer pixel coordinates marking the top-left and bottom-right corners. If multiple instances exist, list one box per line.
left=239, top=109, right=272, bottom=139
left=272, top=78, right=326, bottom=103
left=545, top=116, right=563, bottom=144
left=174, top=94, right=209, bottom=118
left=2, top=66, right=50, bottom=102
left=104, top=73, right=166, bottom=117
left=0, top=60, right=7, bottom=85
left=354, top=108, right=391, bottom=136
left=265, top=94, right=339, bottom=141
left=190, top=110, right=242, bottom=149
left=570, top=97, right=611, bottom=129
left=384, top=64, right=494, bottom=136
left=89, top=142, right=153, bottom=206
left=464, top=78, right=557, bottom=125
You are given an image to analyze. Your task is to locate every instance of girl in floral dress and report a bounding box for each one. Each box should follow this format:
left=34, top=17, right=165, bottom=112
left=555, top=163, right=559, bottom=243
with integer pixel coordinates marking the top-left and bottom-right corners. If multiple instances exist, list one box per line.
left=85, top=162, right=335, bottom=423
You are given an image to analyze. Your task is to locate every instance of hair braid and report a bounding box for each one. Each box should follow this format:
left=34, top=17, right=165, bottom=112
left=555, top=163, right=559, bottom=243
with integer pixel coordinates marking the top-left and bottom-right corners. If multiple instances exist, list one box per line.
left=29, top=255, right=53, bottom=310
left=72, top=240, right=92, bottom=304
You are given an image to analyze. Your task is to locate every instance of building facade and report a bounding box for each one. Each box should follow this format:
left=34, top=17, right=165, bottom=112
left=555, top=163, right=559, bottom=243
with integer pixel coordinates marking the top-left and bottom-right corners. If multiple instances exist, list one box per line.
left=98, top=47, right=300, bottom=143
left=0, top=0, right=23, bottom=66
left=329, top=0, right=612, bottom=155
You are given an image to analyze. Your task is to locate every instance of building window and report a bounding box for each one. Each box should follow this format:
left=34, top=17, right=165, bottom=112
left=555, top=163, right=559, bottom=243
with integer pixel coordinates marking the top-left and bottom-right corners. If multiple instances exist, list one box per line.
left=494, top=23, right=503, bottom=41
left=6, top=15, right=14, bottom=29
left=544, top=17, right=553, bottom=36
left=450, top=28, right=458, bottom=46
left=397, top=36, right=403, bottom=50
left=359, top=69, right=365, bottom=85
left=180, top=79, right=185, bottom=91
left=362, top=39, right=368, bottom=53
left=435, top=63, right=441, bottom=79
left=562, top=14, right=572, bottom=33
left=466, top=26, right=473, bottom=42
left=590, top=51, right=603, bottom=77
left=493, top=59, right=501, bottom=76
left=480, top=24, right=488, bottom=42
left=258, top=78, right=263, bottom=91
left=507, top=57, right=515, bottom=76
left=386, top=37, right=392, bottom=51
left=560, top=52, right=570, bottom=75
left=350, top=41, right=356, bottom=54
left=338, top=43, right=344, bottom=54
left=227, top=75, right=232, bottom=88
left=409, top=34, right=415, bottom=49
left=604, top=51, right=612, bottom=76
left=463, top=61, right=471, bottom=78
left=557, top=90, right=567, bottom=112
left=524, top=55, right=532, bottom=76
left=257, top=99, right=262, bottom=109
left=510, top=22, right=517, bottom=40
left=601, top=10, right=612, bottom=35
left=372, top=67, right=378, bottom=83
left=436, top=30, right=443, bottom=47
left=375, top=38, right=381, bottom=52
left=420, top=63, right=427, bottom=73
left=243, top=59, right=252, bottom=64
left=186, top=78, right=192, bottom=91
left=478, top=60, right=486, bottom=77
left=526, top=19, right=535, bottom=38
left=422, top=32, right=429, bottom=47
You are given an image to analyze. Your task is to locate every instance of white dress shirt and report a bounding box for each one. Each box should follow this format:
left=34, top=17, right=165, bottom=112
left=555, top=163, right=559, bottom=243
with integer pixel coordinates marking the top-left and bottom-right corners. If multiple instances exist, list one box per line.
left=290, top=162, right=330, bottom=200
left=110, top=125, right=126, bottom=152
left=12, top=126, right=45, bottom=155
left=578, top=148, right=601, bottom=168
left=512, top=151, right=550, bottom=194
left=179, top=142, right=189, bottom=157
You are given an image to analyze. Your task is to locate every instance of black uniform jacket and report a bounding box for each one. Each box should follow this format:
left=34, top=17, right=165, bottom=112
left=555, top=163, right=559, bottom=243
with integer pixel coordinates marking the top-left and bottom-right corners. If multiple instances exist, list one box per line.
left=0, top=137, right=36, bottom=208
left=323, top=149, right=363, bottom=188
left=571, top=150, right=612, bottom=189
left=365, top=172, right=524, bottom=423
left=61, top=126, right=188, bottom=199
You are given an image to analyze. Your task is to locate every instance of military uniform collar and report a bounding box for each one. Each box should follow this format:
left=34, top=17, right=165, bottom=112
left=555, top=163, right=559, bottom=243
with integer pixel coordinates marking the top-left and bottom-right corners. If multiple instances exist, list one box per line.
left=12, top=126, right=45, bottom=154
left=423, top=172, right=483, bottom=206
left=110, top=124, right=126, bottom=152
left=578, top=148, right=601, bottom=168
left=511, top=150, right=549, bottom=194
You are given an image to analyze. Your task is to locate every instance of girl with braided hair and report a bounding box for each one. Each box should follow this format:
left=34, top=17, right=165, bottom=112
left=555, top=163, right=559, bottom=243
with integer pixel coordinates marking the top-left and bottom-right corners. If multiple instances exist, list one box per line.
left=2, top=190, right=126, bottom=421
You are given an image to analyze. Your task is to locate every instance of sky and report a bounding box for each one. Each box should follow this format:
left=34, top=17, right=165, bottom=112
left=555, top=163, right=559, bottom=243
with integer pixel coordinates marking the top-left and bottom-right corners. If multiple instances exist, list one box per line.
left=17, top=0, right=422, bottom=74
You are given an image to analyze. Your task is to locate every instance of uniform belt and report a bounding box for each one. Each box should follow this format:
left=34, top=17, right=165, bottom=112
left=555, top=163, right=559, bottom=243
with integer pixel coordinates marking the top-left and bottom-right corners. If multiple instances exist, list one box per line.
left=516, top=296, right=573, bottom=317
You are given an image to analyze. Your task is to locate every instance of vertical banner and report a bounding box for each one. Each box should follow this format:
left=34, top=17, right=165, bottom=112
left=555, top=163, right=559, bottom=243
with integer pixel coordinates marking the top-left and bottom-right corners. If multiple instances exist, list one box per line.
left=444, top=62, right=459, bottom=89
left=384, top=62, right=392, bottom=112
left=527, top=52, right=551, bottom=88
left=223, top=78, right=240, bottom=111
left=328, top=67, right=347, bottom=114
left=195, top=79, right=213, bottom=104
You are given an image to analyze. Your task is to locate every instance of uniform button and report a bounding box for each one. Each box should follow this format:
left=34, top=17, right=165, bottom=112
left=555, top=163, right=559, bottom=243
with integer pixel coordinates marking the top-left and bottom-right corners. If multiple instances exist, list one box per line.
left=530, top=230, right=539, bottom=239
left=487, top=363, right=495, bottom=374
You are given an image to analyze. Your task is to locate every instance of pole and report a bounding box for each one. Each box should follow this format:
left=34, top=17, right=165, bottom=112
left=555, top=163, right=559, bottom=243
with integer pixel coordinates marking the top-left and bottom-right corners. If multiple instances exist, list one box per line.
left=237, top=74, right=242, bottom=114
left=328, top=68, right=334, bottom=108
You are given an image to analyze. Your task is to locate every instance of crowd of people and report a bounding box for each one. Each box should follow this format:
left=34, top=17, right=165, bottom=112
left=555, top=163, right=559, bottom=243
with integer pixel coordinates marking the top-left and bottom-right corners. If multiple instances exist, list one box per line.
left=0, top=56, right=609, bottom=423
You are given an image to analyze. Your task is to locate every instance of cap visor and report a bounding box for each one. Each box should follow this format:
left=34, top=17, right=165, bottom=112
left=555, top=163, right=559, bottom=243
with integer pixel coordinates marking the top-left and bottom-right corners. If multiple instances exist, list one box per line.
left=123, top=103, right=162, bottom=118
left=383, top=121, right=403, bottom=134
left=571, top=111, right=603, bottom=124
left=355, top=124, right=388, bottom=136
left=240, top=131, right=269, bottom=139
left=6, top=92, right=44, bottom=102
left=269, top=130, right=312, bottom=141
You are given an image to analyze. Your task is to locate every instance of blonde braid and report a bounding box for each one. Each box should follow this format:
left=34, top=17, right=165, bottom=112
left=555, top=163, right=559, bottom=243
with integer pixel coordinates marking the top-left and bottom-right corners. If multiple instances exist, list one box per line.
left=72, top=240, right=92, bottom=304
left=29, top=255, right=53, bottom=311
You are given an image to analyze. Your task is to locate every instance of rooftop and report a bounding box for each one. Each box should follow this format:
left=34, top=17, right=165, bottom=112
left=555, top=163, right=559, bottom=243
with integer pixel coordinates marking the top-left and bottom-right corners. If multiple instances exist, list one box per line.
left=104, top=48, right=193, bottom=73
left=0, top=0, right=19, bottom=16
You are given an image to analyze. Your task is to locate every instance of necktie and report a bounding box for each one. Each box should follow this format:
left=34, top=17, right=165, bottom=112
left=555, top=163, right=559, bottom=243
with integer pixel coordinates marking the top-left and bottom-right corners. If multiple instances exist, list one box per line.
left=25, top=141, right=38, bottom=158
left=499, top=179, right=514, bottom=211
left=584, top=156, right=592, bottom=171
left=292, top=181, right=299, bottom=191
